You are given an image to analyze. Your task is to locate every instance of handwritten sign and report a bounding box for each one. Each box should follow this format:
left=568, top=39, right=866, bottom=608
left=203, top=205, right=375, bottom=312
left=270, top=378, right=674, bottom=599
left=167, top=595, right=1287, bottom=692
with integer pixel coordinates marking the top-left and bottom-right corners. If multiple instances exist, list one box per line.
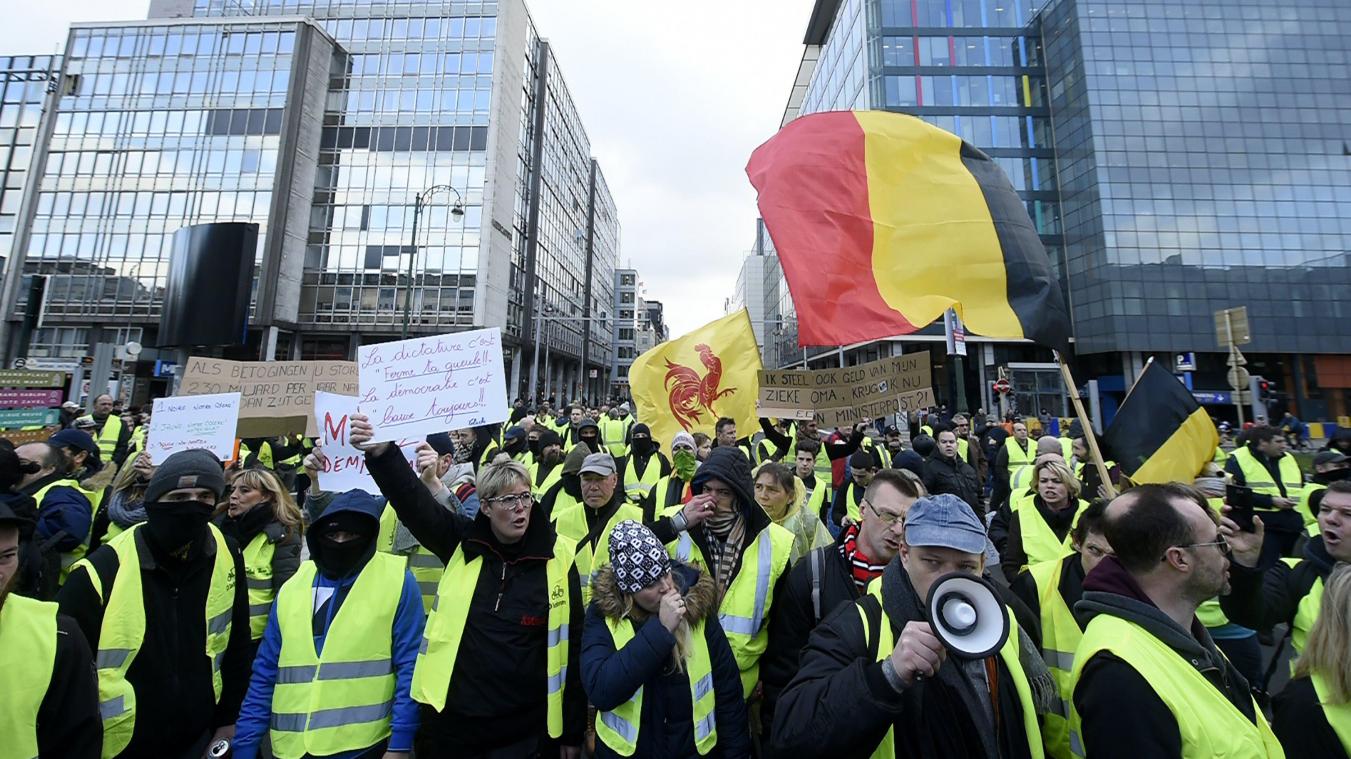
left=757, top=353, right=936, bottom=425
left=180, top=357, right=358, bottom=437
left=146, top=392, right=241, bottom=464
left=313, top=391, right=421, bottom=495
left=357, top=328, right=508, bottom=443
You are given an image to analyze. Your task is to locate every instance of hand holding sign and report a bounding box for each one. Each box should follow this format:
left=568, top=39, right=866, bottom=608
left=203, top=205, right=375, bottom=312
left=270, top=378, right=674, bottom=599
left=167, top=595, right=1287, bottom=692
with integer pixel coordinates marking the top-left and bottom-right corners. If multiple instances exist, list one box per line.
left=145, top=393, right=240, bottom=464
left=348, top=413, right=381, bottom=453
left=313, top=393, right=419, bottom=495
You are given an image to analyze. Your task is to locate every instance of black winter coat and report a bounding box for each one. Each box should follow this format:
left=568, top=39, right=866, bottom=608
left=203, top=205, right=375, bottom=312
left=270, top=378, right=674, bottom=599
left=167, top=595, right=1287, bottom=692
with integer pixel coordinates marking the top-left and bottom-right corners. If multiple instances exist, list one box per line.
left=56, top=527, right=253, bottom=759
left=365, top=442, right=587, bottom=753
left=582, top=563, right=751, bottom=759
left=922, top=452, right=983, bottom=518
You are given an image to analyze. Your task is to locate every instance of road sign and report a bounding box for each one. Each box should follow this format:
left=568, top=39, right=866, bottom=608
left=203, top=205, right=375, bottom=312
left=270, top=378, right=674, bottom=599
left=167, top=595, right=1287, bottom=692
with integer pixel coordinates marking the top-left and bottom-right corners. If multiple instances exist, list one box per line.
left=1175, top=352, right=1196, bottom=372
left=0, top=408, right=61, bottom=429
left=11, top=357, right=25, bottom=369
left=0, top=369, right=65, bottom=388
left=993, top=378, right=1012, bottom=394
left=1192, top=391, right=1232, bottom=405
left=1214, top=307, right=1251, bottom=347
left=0, top=389, right=63, bottom=409
left=1227, top=366, right=1250, bottom=391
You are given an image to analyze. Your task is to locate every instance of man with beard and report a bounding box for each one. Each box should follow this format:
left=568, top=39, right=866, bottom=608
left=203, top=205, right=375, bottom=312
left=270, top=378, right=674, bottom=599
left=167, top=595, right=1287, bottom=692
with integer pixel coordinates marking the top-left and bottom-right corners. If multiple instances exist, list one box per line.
left=1070, top=484, right=1281, bottom=758
left=58, top=449, right=252, bottom=758
left=0, top=499, right=102, bottom=757
left=621, top=423, right=670, bottom=501
left=529, top=430, right=566, bottom=497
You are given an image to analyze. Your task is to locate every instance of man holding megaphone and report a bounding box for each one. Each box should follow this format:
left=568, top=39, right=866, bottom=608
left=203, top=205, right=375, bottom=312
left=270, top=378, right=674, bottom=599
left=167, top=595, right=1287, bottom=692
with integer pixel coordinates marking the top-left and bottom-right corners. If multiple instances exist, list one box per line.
left=771, top=493, right=1051, bottom=758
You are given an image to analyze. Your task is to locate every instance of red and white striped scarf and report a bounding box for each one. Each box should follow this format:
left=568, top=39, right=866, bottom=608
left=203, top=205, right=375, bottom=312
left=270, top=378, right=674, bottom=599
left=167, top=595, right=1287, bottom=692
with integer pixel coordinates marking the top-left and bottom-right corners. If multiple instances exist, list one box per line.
left=839, top=523, right=886, bottom=591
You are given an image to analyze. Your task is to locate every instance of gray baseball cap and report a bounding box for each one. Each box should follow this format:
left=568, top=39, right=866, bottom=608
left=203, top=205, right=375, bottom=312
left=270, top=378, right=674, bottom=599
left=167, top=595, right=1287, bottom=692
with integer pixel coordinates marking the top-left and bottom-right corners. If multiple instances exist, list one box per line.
left=903, top=494, right=986, bottom=555
left=579, top=452, right=617, bottom=477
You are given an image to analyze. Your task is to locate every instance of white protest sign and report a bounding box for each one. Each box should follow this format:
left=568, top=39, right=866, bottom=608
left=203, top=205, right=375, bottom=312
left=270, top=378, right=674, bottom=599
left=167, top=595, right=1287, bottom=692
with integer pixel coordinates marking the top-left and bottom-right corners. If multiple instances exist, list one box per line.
left=357, top=327, right=508, bottom=443
left=146, top=392, right=241, bottom=464
left=313, top=391, right=421, bottom=495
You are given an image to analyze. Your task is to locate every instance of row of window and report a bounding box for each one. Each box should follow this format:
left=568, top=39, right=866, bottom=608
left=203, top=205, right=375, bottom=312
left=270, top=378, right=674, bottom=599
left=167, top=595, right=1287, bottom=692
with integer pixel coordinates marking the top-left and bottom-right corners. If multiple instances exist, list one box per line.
left=319, top=125, right=490, bottom=152
left=877, top=34, right=1039, bottom=68
left=877, top=0, right=1038, bottom=29
left=68, top=68, right=292, bottom=100
left=347, top=51, right=494, bottom=77
left=336, top=87, right=492, bottom=117
left=70, top=29, right=298, bottom=61
left=43, top=145, right=279, bottom=180
left=321, top=15, right=497, bottom=42
left=882, top=73, right=1045, bottom=108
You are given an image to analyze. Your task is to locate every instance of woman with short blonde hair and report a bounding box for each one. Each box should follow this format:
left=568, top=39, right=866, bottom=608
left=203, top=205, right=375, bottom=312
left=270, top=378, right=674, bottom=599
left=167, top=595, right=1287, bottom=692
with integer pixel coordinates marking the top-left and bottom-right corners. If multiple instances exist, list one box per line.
left=215, top=467, right=303, bottom=641
left=998, top=459, right=1091, bottom=577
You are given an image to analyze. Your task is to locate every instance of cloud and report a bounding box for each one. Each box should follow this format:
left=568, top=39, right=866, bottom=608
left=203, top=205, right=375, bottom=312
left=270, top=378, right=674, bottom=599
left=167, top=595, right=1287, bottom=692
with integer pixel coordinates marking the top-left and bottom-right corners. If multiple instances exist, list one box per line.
left=2, top=0, right=812, bottom=338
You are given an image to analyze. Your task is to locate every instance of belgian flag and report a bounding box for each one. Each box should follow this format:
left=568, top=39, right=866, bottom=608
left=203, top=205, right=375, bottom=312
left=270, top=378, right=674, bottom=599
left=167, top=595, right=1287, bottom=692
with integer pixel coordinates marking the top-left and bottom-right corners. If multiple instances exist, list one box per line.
left=745, top=110, right=1070, bottom=354
left=1103, top=360, right=1220, bottom=484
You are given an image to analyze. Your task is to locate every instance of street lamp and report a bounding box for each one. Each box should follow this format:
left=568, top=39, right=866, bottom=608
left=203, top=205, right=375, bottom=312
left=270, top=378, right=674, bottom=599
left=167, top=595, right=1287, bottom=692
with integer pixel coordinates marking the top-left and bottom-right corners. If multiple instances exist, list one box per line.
left=401, top=185, right=465, bottom=340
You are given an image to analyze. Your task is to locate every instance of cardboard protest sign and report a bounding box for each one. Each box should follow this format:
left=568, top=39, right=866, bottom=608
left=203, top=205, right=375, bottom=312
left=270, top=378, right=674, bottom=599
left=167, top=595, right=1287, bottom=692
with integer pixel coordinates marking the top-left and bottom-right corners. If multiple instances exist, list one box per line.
left=180, top=357, right=358, bottom=437
left=357, top=328, right=508, bottom=443
left=146, top=393, right=241, bottom=463
left=756, top=353, right=936, bottom=426
left=313, top=391, right=422, bottom=495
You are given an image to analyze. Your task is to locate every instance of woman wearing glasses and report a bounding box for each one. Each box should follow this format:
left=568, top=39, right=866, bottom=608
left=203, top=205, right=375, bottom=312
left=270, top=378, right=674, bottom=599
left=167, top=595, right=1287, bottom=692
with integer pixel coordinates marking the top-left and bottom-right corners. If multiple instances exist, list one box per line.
left=351, top=416, right=587, bottom=759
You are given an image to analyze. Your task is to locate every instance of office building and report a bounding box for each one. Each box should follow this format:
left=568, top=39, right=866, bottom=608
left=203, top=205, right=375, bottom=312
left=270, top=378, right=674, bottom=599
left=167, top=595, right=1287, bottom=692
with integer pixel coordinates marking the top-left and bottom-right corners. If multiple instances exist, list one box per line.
left=0, top=56, right=59, bottom=277
left=1, top=0, right=619, bottom=402
left=766, top=0, right=1351, bottom=422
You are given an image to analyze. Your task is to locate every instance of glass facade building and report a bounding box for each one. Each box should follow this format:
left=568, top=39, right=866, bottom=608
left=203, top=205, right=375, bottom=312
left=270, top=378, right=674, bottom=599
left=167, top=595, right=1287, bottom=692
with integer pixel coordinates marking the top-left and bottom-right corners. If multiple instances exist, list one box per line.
left=765, top=0, right=1351, bottom=420
left=1, top=0, right=619, bottom=402
left=0, top=56, right=59, bottom=272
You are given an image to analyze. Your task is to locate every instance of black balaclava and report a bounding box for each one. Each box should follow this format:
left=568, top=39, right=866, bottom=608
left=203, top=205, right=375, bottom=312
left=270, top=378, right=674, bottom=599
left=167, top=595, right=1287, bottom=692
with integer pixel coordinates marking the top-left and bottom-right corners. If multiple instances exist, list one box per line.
left=528, top=436, right=543, bottom=457
left=143, top=500, right=214, bottom=557
left=504, top=435, right=527, bottom=457
left=630, top=423, right=655, bottom=457
left=316, top=511, right=372, bottom=578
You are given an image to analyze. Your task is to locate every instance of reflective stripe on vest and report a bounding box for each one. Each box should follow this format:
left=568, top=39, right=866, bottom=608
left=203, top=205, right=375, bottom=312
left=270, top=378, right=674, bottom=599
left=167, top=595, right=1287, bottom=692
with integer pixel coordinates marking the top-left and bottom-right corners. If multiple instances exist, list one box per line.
left=530, top=461, right=564, bottom=498
left=1028, top=557, right=1081, bottom=758
left=624, top=454, right=664, bottom=499
left=667, top=524, right=793, bottom=698
left=1068, top=614, right=1282, bottom=758
left=1005, top=437, right=1034, bottom=486
left=412, top=538, right=575, bottom=738
left=1312, top=672, right=1351, bottom=755
left=82, top=524, right=234, bottom=759
left=33, top=478, right=94, bottom=583
left=0, top=594, right=58, bottom=759
left=95, top=415, right=123, bottom=459
left=554, top=501, right=644, bottom=604
left=243, top=530, right=279, bottom=640
left=595, top=615, right=718, bottom=756
left=600, top=418, right=628, bottom=458
left=269, top=554, right=404, bottom=758
left=1284, top=556, right=1324, bottom=655
left=1016, top=499, right=1090, bottom=573
left=1231, top=446, right=1304, bottom=506
left=858, top=583, right=1044, bottom=759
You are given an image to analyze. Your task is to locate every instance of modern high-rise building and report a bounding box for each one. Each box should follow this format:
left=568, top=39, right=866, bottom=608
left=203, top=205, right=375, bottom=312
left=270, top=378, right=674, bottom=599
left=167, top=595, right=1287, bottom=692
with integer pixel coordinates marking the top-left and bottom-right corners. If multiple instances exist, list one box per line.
left=0, top=0, right=619, bottom=402
left=762, top=0, right=1351, bottom=423
left=0, top=56, right=59, bottom=274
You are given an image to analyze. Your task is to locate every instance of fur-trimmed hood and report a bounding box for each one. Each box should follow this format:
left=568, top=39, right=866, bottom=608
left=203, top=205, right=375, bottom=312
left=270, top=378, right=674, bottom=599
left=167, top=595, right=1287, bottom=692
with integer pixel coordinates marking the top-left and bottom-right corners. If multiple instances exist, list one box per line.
left=590, top=561, right=718, bottom=624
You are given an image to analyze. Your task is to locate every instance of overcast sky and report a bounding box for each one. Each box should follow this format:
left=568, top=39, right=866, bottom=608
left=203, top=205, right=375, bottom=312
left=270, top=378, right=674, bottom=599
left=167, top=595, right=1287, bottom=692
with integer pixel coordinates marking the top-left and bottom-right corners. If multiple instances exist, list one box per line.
left=1, top=0, right=815, bottom=338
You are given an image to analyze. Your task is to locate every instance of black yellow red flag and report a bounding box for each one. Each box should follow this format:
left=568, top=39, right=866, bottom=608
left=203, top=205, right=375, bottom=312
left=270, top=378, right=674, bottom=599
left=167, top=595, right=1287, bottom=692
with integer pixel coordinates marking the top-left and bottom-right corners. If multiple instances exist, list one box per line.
left=1103, top=360, right=1220, bottom=484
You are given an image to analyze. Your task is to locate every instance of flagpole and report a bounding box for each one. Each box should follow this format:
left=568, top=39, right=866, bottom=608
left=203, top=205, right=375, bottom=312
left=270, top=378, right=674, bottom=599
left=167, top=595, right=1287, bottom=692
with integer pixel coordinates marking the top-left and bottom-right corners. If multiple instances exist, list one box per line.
left=1055, top=351, right=1117, bottom=499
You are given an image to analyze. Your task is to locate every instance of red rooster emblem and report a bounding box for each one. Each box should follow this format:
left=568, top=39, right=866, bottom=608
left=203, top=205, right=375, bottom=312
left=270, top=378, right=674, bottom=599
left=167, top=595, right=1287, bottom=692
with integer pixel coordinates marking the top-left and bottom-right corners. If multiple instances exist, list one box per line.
left=664, top=343, right=737, bottom=431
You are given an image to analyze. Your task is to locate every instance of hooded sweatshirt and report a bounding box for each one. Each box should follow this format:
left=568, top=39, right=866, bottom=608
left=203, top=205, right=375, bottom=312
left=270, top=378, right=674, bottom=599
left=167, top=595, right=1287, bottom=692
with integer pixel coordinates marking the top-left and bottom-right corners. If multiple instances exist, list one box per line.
left=1070, top=556, right=1257, bottom=758
left=230, top=491, right=425, bottom=759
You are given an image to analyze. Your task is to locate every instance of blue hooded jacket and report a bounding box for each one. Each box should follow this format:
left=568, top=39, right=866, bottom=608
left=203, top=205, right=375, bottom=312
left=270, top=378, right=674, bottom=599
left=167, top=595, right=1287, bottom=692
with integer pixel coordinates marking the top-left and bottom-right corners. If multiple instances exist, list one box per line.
left=232, top=490, right=424, bottom=759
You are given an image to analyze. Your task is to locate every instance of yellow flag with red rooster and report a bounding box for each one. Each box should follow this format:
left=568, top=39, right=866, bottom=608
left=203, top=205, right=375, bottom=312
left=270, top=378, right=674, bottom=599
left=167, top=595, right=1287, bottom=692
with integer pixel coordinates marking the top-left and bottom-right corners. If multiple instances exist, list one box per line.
left=629, top=309, right=763, bottom=452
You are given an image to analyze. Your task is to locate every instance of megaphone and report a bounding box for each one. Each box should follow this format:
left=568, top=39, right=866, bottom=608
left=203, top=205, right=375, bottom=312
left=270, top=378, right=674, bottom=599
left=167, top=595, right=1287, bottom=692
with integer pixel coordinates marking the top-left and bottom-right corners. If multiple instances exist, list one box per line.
left=926, top=572, right=1010, bottom=658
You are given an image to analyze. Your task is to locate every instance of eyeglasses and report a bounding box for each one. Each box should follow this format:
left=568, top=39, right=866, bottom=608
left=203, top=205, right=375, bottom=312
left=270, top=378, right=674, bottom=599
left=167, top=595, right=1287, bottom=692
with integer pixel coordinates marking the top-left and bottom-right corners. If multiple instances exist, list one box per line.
left=485, top=493, right=534, bottom=513
left=865, top=499, right=904, bottom=528
left=1172, top=535, right=1230, bottom=556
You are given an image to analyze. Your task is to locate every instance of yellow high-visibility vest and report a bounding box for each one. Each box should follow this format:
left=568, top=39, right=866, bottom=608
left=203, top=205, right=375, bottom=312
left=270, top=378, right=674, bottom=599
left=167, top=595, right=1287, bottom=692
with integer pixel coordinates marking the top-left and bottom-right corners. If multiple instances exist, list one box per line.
left=33, top=477, right=94, bottom=583
left=0, top=594, right=58, bottom=759
left=595, top=615, right=718, bottom=756
left=668, top=522, right=793, bottom=697
left=554, top=501, right=644, bottom=604
left=1014, top=499, right=1090, bottom=573
left=94, top=415, right=123, bottom=460
left=1282, top=556, right=1324, bottom=655
left=377, top=504, right=444, bottom=614
left=1027, top=557, right=1081, bottom=758
left=1311, top=672, right=1351, bottom=756
left=600, top=417, right=629, bottom=458
left=1231, top=446, right=1304, bottom=507
left=1069, top=614, right=1283, bottom=758
left=1005, top=437, right=1034, bottom=486
left=411, top=537, right=575, bottom=738
left=75, top=524, right=235, bottom=759
left=623, top=454, right=664, bottom=500
left=268, top=553, right=404, bottom=758
left=858, top=582, right=1044, bottom=759
left=242, top=529, right=280, bottom=640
